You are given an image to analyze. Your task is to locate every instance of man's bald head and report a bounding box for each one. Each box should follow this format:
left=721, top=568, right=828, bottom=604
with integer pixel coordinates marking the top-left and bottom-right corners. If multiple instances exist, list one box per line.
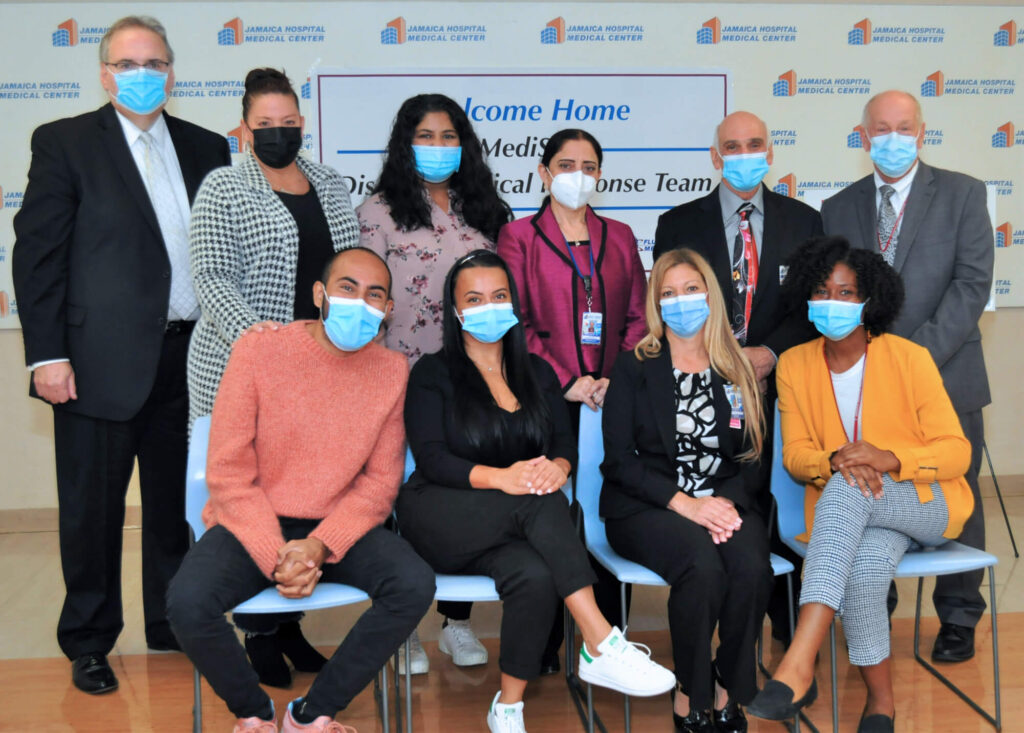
left=712, top=111, right=771, bottom=154
left=861, top=90, right=923, bottom=135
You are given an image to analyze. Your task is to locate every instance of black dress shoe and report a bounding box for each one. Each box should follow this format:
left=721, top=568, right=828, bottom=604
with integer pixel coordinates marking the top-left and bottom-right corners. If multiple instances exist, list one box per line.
left=146, top=636, right=181, bottom=652
left=746, top=678, right=817, bottom=721
left=713, top=700, right=747, bottom=732
left=931, top=622, right=975, bottom=662
left=244, top=632, right=292, bottom=688
left=71, top=654, right=118, bottom=695
left=277, top=620, right=327, bottom=673
left=857, top=713, right=895, bottom=732
left=672, top=689, right=715, bottom=732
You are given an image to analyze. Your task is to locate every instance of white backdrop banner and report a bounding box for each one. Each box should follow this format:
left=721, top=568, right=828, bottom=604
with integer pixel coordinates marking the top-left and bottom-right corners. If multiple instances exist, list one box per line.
left=1, top=2, right=1022, bottom=331
left=312, top=68, right=728, bottom=264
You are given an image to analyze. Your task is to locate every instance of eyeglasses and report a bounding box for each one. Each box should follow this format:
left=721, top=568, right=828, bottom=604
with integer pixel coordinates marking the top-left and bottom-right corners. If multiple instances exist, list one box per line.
left=104, top=60, right=171, bottom=73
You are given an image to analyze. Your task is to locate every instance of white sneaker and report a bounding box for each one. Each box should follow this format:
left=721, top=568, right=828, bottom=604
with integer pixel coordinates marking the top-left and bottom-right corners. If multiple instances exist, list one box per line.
left=486, top=690, right=527, bottom=733
left=577, top=626, right=675, bottom=697
left=396, top=630, right=429, bottom=675
left=439, top=619, right=488, bottom=666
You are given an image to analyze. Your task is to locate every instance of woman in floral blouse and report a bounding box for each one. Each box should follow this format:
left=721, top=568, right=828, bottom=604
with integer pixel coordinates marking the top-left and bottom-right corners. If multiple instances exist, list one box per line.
left=356, top=93, right=512, bottom=674
left=358, top=93, right=512, bottom=362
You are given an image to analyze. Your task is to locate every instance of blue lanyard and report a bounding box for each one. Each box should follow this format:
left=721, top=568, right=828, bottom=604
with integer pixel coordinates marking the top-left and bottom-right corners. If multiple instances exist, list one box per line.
left=565, top=241, right=595, bottom=305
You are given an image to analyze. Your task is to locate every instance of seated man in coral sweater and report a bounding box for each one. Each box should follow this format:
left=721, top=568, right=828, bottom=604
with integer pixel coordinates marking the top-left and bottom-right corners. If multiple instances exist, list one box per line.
left=168, top=247, right=435, bottom=733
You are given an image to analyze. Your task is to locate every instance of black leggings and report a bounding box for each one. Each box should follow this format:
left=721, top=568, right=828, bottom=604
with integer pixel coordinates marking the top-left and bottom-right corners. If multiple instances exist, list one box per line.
left=397, top=486, right=597, bottom=680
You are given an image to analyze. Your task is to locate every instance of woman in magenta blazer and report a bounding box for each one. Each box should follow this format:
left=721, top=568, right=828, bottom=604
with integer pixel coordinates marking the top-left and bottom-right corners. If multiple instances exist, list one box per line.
left=497, top=129, right=647, bottom=415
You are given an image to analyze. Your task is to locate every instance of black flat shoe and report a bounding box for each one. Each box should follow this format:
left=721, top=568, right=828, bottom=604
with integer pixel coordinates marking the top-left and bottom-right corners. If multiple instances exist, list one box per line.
left=858, top=713, right=895, bottom=732
left=713, top=700, right=747, bottom=732
left=71, top=654, right=118, bottom=695
left=244, top=632, right=292, bottom=688
left=277, top=620, right=328, bottom=673
left=931, top=622, right=975, bottom=662
left=746, top=678, right=817, bottom=721
left=672, top=688, right=715, bottom=732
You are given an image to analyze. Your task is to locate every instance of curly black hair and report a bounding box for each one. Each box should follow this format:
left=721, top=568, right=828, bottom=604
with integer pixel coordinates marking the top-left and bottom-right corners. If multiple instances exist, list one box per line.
left=781, top=235, right=904, bottom=336
left=373, top=94, right=512, bottom=242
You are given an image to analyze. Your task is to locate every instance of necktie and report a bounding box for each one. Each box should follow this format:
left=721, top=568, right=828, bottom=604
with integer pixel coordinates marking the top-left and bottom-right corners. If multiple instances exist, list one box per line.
left=877, top=184, right=898, bottom=266
left=138, top=131, right=197, bottom=321
left=731, top=202, right=759, bottom=344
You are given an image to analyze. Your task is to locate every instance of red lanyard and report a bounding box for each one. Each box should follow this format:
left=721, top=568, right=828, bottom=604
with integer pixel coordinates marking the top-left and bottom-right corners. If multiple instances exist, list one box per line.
left=738, top=210, right=759, bottom=329
left=877, top=197, right=908, bottom=253
left=824, top=342, right=867, bottom=442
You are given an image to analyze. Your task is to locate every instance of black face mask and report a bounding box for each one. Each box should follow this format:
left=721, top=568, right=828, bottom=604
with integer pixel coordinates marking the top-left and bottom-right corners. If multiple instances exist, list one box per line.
left=251, top=126, right=302, bottom=169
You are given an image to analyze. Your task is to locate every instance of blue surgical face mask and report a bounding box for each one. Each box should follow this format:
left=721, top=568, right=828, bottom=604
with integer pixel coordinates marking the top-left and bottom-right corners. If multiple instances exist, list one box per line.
left=111, top=67, right=169, bottom=115
left=321, top=296, right=385, bottom=352
left=412, top=145, right=462, bottom=183
left=660, top=293, right=710, bottom=338
left=720, top=152, right=771, bottom=192
left=868, top=132, right=919, bottom=178
left=807, top=299, right=865, bottom=341
left=458, top=302, right=519, bottom=344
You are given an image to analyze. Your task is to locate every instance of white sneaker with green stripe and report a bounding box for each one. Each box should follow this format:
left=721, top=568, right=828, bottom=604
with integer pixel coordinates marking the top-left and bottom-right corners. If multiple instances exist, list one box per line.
left=486, top=690, right=527, bottom=733
left=577, top=626, right=675, bottom=696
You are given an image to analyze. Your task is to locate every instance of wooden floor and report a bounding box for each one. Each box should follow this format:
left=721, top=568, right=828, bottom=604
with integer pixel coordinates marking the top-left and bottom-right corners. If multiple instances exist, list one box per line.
left=0, top=615, right=1019, bottom=732
left=0, top=489, right=1021, bottom=731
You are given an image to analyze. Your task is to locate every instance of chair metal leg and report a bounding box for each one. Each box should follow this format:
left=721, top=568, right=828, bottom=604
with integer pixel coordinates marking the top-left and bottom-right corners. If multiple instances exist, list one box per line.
left=913, top=572, right=1002, bottom=729
left=620, top=582, right=631, bottom=733
left=829, top=622, right=838, bottom=733
left=984, top=441, right=1019, bottom=558
left=392, top=652, right=401, bottom=733
left=192, top=665, right=202, bottom=733
left=378, top=664, right=390, bottom=733
left=405, top=643, right=413, bottom=733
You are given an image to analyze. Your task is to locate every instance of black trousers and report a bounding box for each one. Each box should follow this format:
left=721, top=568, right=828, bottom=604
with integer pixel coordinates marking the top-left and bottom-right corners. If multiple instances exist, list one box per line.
left=607, top=507, right=772, bottom=709
left=397, top=486, right=597, bottom=680
left=52, top=326, right=191, bottom=659
left=167, top=521, right=435, bottom=719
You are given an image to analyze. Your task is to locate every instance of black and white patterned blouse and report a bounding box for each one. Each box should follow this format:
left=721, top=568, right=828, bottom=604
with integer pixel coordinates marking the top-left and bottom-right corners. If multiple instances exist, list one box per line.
left=672, top=367, right=722, bottom=497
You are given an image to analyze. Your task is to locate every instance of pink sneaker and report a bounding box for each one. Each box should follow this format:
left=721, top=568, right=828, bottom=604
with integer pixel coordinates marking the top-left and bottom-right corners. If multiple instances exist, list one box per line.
left=281, top=701, right=356, bottom=733
left=233, top=716, right=277, bottom=732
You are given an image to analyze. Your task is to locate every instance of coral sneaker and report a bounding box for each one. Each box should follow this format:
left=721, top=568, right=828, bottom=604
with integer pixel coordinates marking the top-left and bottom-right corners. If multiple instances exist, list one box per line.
left=281, top=700, right=356, bottom=733
left=233, top=715, right=277, bottom=732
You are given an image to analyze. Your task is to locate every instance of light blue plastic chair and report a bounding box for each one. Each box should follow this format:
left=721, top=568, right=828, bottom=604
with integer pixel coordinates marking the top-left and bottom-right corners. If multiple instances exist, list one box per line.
left=397, top=448, right=501, bottom=733
left=770, top=406, right=1002, bottom=732
left=185, top=416, right=391, bottom=733
left=570, top=406, right=796, bottom=733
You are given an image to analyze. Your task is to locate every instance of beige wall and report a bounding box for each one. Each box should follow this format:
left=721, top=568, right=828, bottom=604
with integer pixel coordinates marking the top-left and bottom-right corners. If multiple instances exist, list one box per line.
left=0, top=308, right=1019, bottom=510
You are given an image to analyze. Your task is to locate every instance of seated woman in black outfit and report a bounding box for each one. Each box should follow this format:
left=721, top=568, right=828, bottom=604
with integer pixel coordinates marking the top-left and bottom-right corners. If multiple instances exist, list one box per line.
left=398, top=250, right=674, bottom=733
left=601, top=248, right=771, bottom=733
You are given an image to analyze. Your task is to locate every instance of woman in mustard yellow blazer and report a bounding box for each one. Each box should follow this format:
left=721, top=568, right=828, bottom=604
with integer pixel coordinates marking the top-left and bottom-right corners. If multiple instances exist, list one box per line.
left=747, top=237, right=972, bottom=733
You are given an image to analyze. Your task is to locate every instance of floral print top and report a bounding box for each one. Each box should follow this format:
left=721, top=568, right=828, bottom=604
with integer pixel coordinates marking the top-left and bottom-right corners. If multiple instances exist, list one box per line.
left=356, top=192, right=495, bottom=364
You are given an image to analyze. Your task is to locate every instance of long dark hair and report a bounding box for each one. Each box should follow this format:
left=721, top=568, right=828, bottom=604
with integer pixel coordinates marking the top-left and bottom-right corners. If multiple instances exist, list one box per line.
left=374, top=94, right=512, bottom=241
left=441, top=250, right=550, bottom=456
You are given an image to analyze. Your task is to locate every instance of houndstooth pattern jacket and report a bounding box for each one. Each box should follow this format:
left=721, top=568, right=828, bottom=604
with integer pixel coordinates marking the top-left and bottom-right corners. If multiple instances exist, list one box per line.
left=186, top=152, right=360, bottom=425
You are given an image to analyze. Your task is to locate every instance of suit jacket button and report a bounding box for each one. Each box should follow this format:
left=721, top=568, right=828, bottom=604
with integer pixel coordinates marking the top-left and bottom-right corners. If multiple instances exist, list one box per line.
left=157, top=317, right=166, bottom=327
left=162, top=270, right=170, bottom=278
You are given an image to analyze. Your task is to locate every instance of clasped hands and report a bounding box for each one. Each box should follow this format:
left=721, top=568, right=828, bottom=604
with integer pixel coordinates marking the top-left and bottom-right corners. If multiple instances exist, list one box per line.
left=272, top=537, right=328, bottom=599
left=829, top=440, right=901, bottom=500
left=497, top=456, right=570, bottom=496
left=670, top=492, right=741, bottom=545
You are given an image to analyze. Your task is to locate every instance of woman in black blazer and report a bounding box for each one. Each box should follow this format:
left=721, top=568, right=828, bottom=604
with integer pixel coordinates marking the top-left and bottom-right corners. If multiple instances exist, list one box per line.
left=601, top=248, right=771, bottom=733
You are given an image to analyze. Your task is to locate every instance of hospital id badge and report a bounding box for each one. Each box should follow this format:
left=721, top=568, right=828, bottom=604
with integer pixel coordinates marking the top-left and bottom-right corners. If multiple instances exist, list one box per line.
left=581, top=311, right=603, bottom=345
left=723, top=383, right=744, bottom=429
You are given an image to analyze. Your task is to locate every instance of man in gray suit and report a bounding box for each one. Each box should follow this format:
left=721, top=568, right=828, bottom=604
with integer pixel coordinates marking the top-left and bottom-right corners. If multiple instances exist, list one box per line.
left=821, top=89, right=993, bottom=663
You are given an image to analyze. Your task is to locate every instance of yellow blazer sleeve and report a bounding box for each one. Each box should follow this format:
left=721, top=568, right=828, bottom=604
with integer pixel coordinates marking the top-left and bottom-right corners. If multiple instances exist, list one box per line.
left=777, top=350, right=832, bottom=486
left=890, top=345, right=971, bottom=485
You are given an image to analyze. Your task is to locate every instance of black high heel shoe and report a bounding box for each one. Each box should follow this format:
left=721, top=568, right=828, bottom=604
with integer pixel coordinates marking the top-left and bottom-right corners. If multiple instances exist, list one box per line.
left=746, top=677, right=818, bottom=721
left=672, top=687, right=715, bottom=732
left=712, top=664, right=747, bottom=732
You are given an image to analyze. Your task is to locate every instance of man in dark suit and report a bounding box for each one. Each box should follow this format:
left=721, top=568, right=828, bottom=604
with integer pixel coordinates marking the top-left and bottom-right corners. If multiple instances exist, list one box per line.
left=821, top=90, right=993, bottom=663
left=654, top=110, right=823, bottom=643
left=12, top=16, right=230, bottom=694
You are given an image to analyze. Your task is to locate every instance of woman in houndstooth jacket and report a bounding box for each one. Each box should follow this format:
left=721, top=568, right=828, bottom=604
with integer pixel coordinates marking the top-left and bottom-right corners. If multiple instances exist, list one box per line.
left=186, top=68, right=360, bottom=689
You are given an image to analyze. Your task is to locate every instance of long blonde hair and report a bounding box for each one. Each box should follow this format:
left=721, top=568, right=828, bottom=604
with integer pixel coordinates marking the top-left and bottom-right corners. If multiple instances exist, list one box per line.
left=634, top=248, right=765, bottom=460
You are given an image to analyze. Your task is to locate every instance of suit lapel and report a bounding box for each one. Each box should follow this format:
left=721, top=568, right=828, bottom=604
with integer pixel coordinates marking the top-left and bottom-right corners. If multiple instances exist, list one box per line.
left=893, top=162, right=935, bottom=273
left=709, top=370, right=737, bottom=458
left=165, top=112, right=202, bottom=204
left=854, top=177, right=876, bottom=254
left=752, top=187, right=781, bottom=319
left=645, top=350, right=679, bottom=462
left=701, top=188, right=734, bottom=318
left=98, top=104, right=162, bottom=240
left=530, top=199, right=575, bottom=269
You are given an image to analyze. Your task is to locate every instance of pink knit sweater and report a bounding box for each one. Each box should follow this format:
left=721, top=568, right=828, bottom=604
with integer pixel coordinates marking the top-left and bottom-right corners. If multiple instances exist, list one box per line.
left=202, top=321, right=409, bottom=578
